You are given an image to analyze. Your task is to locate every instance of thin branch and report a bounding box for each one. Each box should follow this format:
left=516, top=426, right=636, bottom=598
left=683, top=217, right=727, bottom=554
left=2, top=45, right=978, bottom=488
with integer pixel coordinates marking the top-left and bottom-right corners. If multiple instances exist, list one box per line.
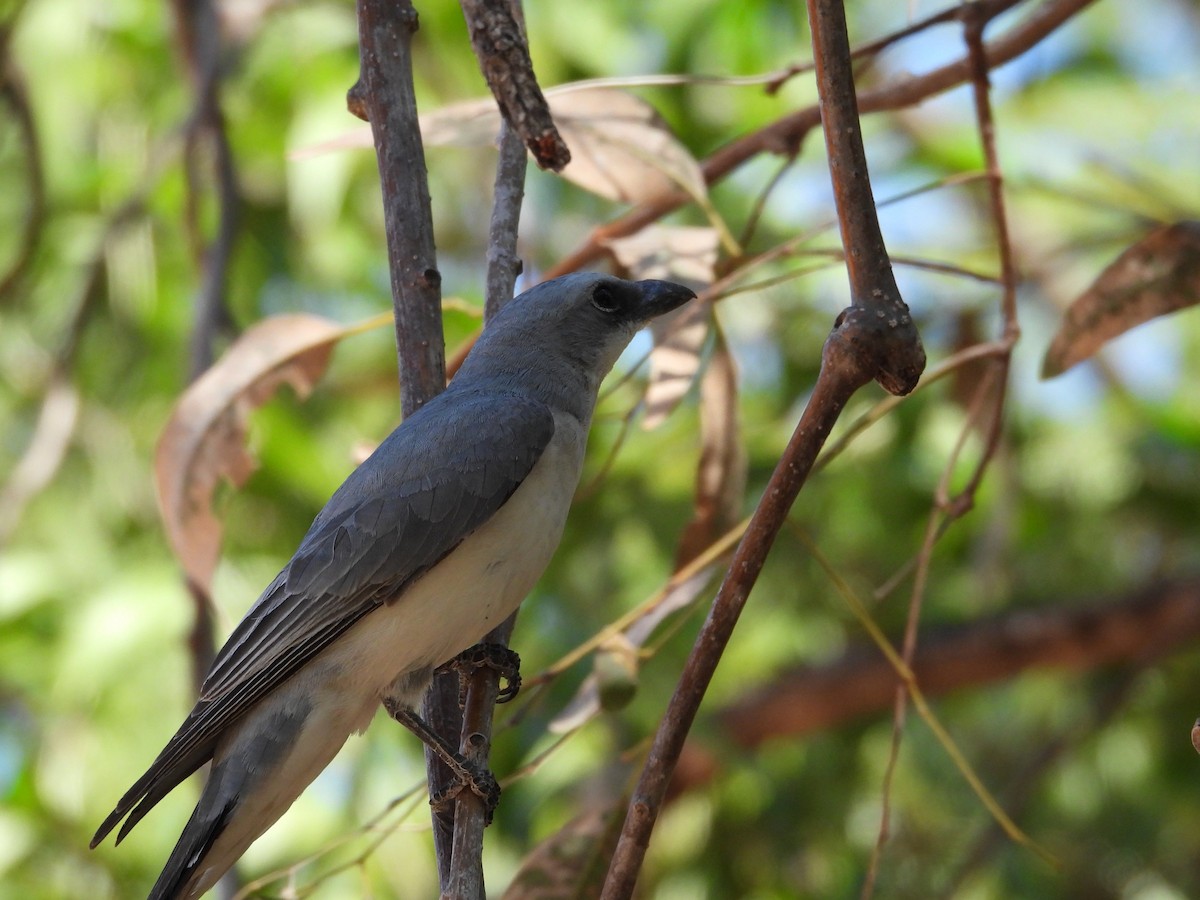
left=806, top=0, right=925, bottom=392
left=601, top=311, right=910, bottom=897
left=352, top=0, right=446, bottom=411
left=352, top=0, right=450, bottom=883
left=863, top=5, right=1026, bottom=887
left=171, top=0, right=241, bottom=380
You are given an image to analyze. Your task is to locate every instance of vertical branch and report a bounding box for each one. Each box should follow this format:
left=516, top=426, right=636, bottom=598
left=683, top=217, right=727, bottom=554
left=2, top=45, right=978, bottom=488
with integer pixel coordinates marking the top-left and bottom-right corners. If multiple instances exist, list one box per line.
left=804, top=0, right=924, bottom=395
left=0, top=45, right=45, bottom=304
left=442, top=0, right=537, bottom=889
left=601, top=4, right=926, bottom=896
left=601, top=320, right=882, bottom=900
left=864, top=9, right=1023, bottom=895
left=170, top=0, right=243, bottom=699
left=435, top=121, right=529, bottom=900
left=352, top=0, right=450, bottom=880
left=352, top=0, right=446, bottom=412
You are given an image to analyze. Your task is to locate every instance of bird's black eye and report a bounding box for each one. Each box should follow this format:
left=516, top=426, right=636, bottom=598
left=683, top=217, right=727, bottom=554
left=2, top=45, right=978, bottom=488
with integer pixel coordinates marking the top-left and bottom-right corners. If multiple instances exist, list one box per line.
left=591, top=284, right=622, bottom=314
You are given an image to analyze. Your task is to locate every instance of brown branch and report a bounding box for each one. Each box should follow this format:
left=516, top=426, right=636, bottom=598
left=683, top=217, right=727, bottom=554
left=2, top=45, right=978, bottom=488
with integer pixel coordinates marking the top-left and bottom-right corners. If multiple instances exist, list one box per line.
left=353, top=0, right=446, bottom=412
left=169, top=0, right=244, bottom=716
left=599, top=1, right=946, bottom=890
left=862, top=7, right=1025, bottom=885
left=352, top=0, right=452, bottom=883
left=763, top=0, right=1022, bottom=95
left=459, top=0, right=569, bottom=171
left=171, top=0, right=240, bottom=381
left=545, top=0, right=1097, bottom=281
left=806, top=0, right=924, bottom=395
left=601, top=310, right=898, bottom=898
left=653, top=577, right=1200, bottom=801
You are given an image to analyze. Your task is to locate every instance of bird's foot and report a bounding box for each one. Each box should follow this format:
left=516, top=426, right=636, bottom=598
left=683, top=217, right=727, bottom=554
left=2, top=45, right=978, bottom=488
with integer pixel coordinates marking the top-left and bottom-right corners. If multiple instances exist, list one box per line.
left=437, top=643, right=522, bottom=706
left=382, top=699, right=503, bottom=824
left=429, top=758, right=501, bottom=822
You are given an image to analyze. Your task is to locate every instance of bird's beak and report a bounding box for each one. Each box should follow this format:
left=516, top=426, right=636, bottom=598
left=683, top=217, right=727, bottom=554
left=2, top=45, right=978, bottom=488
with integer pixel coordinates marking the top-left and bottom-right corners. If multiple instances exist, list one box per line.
left=634, top=279, right=697, bottom=322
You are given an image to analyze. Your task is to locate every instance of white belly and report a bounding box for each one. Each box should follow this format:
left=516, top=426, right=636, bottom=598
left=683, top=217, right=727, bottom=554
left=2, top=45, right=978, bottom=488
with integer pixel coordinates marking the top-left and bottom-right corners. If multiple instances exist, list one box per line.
left=303, top=410, right=587, bottom=724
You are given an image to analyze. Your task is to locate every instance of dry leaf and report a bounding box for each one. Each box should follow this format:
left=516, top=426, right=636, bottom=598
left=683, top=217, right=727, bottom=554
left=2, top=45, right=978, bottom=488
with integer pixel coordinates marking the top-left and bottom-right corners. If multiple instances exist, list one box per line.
left=606, top=225, right=718, bottom=431
left=548, top=87, right=706, bottom=204
left=641, top=303, right=710, bottom=431
left=502, top=804, right=626, bottom=900
left=675, top=335, right=746, bottom=567
left=155, top=314, right=348, bottom=596
left=293, top=86, right=707, bottom=206
left=606, top=224, right=719, bottom=284
left=1042, top=221, right=1200, bottom=378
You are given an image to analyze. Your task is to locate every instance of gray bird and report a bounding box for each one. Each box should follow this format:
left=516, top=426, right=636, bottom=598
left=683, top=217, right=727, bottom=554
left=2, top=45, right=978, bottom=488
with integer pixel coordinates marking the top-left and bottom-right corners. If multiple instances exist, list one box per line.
left=91, top=273, right=695, bottom=899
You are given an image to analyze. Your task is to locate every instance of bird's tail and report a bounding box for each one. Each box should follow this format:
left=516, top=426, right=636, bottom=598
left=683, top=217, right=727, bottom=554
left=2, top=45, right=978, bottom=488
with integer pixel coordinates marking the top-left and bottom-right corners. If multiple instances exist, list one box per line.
left=149, top=778, right=239, bottom=900
left=148, top=687, right=366, bottom=899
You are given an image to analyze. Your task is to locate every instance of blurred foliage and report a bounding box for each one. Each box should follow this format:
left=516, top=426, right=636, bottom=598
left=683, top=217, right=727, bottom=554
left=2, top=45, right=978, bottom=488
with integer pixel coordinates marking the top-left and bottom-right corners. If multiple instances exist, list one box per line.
left=3, top=0, right=1200, bottom=898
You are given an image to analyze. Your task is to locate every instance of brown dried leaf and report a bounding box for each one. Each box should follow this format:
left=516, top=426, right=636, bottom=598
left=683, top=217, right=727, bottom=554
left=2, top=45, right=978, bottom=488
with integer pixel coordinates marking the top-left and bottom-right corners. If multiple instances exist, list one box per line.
left=675, top=335, right=746, bottom=567
left=155, top=314, right=347, bottom=595
left=295, top=86, right=706, bottom=206
left=549, top=87, right=706, bottom=204
left=606, top=223, right=719, bottom=284
left=1042, top=221, right=1200, bottom=378
left=502, top=803, right=626, bottom=900
left=642, top=303, right=710, bottom=432
left=607, top=225, right=718, bottom=431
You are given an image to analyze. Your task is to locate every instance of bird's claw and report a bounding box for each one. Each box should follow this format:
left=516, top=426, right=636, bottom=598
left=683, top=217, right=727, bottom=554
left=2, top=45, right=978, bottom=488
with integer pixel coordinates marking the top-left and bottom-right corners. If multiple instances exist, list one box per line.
left=430, top=760, right=501, bottom=824
left=437, top=643, right=522, bottom=707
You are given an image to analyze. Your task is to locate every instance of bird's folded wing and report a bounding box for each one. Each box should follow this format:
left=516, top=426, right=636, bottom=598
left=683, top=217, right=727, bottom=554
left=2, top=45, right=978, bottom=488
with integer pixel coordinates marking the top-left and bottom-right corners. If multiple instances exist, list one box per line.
left=94, top=389, right=555, bottom=846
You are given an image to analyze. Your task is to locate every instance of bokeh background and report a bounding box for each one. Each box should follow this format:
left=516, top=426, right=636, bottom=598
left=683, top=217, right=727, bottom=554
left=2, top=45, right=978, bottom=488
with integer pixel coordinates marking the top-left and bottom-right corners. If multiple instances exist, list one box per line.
left=3, top=0, right=1200, bottom=897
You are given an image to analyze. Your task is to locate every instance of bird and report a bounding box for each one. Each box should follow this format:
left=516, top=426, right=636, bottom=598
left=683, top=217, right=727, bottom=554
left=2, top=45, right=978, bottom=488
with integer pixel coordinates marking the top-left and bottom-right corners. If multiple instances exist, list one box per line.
left=91, top=273, right=696, bottom=899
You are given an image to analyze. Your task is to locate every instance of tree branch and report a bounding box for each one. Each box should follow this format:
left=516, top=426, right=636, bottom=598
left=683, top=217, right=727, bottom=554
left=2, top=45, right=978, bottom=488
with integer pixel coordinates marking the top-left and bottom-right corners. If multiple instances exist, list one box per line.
left=352, top=0, right=446, bottom=412
left=459, top=0, right=569, bottom=171
left=352, top=0, right=452, bottom=884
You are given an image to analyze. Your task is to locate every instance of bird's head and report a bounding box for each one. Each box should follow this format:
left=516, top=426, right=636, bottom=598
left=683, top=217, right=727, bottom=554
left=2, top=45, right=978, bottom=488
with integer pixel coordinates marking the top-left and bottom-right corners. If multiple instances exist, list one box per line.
left=471, top=273, right=696, bottom=382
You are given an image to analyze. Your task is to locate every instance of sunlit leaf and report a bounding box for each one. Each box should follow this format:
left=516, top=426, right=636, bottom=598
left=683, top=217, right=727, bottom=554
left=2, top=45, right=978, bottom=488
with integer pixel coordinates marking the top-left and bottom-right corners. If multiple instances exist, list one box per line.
left=154, top=314, right=349, bottom=596
left=606, top=225, right=718, bottom=430
left=548, top=87, right=706, bottom=204
left=605, top=224, right=719, bottom=285
left=1042, top=221, right=1200, bottom=378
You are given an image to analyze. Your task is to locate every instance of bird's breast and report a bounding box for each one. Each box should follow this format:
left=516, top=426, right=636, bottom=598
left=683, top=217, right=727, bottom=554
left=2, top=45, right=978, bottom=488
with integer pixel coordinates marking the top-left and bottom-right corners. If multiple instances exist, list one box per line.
left=316, top=411, right=589, bottom=708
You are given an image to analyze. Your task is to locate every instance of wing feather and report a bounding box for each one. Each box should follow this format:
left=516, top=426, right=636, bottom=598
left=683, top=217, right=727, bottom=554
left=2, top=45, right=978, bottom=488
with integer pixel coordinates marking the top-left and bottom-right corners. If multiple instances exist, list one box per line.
left=93, top=389, right=555, bottom=847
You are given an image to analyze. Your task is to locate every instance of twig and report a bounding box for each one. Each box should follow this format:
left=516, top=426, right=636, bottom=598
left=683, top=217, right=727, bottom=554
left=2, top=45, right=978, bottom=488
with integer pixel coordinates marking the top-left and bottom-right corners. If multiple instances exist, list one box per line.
left=600, top=314, right=917, bottom=897
left=805, top=0, right=925, bottom=391
left=459, top=0, right=569, bottom=171
left=863, top=7, right=1025, bottom=892
left=599, top=0, right=928, bottom=892
left=0, top=192, right=142, bottom=543
left=169, top=0, right=242, bottom=704
left=763, top=0, right=1021, bottom=94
